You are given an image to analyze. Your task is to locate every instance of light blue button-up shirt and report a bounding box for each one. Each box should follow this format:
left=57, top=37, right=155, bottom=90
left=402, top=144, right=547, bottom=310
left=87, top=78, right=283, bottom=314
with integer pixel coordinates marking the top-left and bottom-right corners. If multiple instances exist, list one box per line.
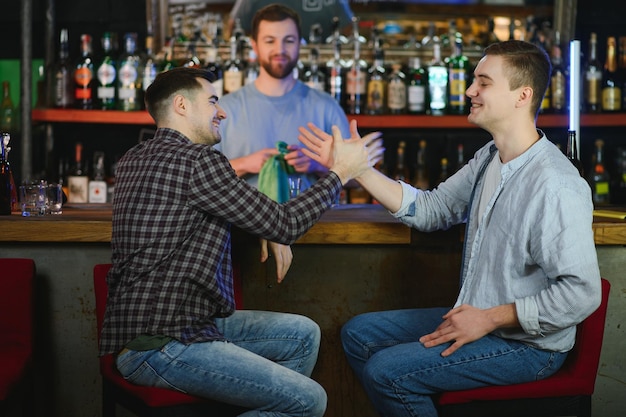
left=392, top=132, right=601, bottom=352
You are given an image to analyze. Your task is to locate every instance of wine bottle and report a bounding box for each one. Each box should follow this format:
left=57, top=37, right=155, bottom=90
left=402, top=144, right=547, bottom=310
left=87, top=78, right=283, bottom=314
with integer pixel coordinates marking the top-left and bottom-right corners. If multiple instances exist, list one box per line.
left=413, top=139, right=429, bottom=190
left=67, top=142, right=89, bottom=203
left=96, top=32, right=117, bottom=110
left=74, top=33, right=95, bottom=109
left=117, top=33, right=142, bottom=111
left=427, top=36, right=448, bottom=116
left=566, top=130, right=584, bottom=177
left=345, top=16, right=367, bottom=115
left=584, top=32, right=602, bottom=113
left=223, top=33, right=244, bottom=95
left=0, top=81, right=14, bottom=134
left=589, top=139, right=610, bottom=205
left=366, top=32, right=386, bottom=115
left=550, top=38, right=567, bottom=113
left=407, top=57, right=426, bottom=114
left=205, top=33, right=224, bottom=97
left=0, top=133, right=13, bottom=215
left=88, top=151, right=108, bottom=203
left=392, top=141, right=410, bottom=182
left=142, top=34, right=158, bottom=95
left=447, top=35, right=469, bottom=115
left=387, top=64, right=407, bottom=114
left=53, top=28, right=74, bottom=109
left=601, top=37, right=622, bottom=112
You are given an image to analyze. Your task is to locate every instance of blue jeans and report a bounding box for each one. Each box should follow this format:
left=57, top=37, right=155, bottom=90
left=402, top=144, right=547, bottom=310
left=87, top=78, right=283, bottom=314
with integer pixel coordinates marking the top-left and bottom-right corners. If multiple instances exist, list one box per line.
left=341, top=308, right=567, bottom=417
left=116, top=310, right=327, bottom=417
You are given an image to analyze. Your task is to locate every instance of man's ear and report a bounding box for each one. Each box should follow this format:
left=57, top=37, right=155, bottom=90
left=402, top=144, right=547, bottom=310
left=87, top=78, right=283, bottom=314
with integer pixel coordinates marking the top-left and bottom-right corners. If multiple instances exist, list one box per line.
left=172, top=94, right=186, bottom=116
left=516, top=86, right=534, bottom=108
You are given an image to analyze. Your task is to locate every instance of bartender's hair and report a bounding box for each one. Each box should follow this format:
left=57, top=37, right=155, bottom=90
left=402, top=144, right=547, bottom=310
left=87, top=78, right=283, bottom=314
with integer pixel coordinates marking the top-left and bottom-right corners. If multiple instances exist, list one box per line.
left=144, top=67, right=215, bottom=123
left=251, top=3, right=302, bottom=41
left=484, top=40, right=551, bottom=119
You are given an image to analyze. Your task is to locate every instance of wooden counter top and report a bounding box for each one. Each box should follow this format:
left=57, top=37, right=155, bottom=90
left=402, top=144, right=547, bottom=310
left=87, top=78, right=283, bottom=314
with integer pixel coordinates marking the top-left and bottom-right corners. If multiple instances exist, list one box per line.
left=0, top=204, right=410, bottom=245
left=1, top=204, right=625, bottom=245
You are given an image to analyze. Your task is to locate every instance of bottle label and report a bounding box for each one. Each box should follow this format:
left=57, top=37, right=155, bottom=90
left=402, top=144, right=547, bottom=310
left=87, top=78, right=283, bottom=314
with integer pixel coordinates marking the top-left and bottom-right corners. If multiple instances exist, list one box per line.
left=97, top=86, right=115, bottom=99
left=387, top=81, right=406, bottom=110
left=224, top=71, right=243, bottom=93
left=88, top=180, right=108, bottom=203
left=602, top=87, right=621, bottom=111
left=346, top=69, right=366, bottom=95
left=75, top=67, right=93, bottom=87
left=97, top=63, right=116, bottom=86
left=585, top=75, right=601, bottom=105
left=67, top=176, right=89, bottom=203
left=428, top=66, right=448, bottom=112
left=407, top=85, right=426, bottom=112
left=367, top=80, right=385, bottom=112
left=551, top=72, right=566, bottom=110
left=119, top=63, right=138, bottom=85
left=449, top=69, right=466, bottom=107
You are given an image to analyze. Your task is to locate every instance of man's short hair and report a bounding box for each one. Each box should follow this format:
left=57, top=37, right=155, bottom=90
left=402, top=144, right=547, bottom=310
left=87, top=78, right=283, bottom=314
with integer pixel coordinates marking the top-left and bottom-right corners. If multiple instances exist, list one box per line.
left=144, top=67, right=215, bottom=122
left=484, top=40, right=552, bottom=118
left=251, top=3, right=302, bottom=41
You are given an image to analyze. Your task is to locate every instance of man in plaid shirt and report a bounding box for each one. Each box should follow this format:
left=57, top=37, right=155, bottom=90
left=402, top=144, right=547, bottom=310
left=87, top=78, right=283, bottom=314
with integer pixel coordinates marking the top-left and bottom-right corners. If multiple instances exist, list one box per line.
left=101, top=66, right=381, bottom=417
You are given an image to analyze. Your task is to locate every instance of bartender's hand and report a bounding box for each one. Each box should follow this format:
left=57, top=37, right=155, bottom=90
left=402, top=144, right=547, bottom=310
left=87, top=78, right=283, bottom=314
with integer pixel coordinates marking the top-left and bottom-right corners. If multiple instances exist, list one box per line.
left=231, top=148, right=280, bottom=177
left=299, top=120, right=384, bottom=172
left=260, top=239, right=293, bottom=283
left=284, top=145, right=328, bottom=175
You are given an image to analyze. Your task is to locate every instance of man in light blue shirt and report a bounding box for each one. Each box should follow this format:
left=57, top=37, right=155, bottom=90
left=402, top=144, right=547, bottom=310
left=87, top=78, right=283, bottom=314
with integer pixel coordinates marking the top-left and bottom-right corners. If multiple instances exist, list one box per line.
left=300, top=40, right=602, bottom=417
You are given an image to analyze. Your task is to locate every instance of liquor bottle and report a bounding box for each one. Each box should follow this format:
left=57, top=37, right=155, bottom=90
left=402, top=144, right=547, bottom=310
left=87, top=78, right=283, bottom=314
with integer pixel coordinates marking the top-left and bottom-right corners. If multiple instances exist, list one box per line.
left=407, top=57, right=427, bottom=114
left=53, top=28, right=74, bottom=108
left=456, top=143, right=465, bottom=172
left=447, top=35, right=469, bottom=115
left=117, top=33, right=142, bottom=111
left=223, top=33, right=244, bottom=95
left=589, top=139, right=610, bottom=205
left=0, top=133, right=14, bottom=215
left=427, top=36, right=448, bottom=116
left=67, top=142, right=89, bottom=203
left=584, top=32, right=602, bottom=113
left=1, top=81, right=14, bottom=134
left=387, top=64, right=407, bottom=114
left=413, top=139, right=429, bottom=190
left=244, top=46, right=259, bottom=86
left=566, top=130, right=584, bottom=177
left=618, top=37, right=626, bottom=111
left=74, top=33, right=95, bottom=109
left=601, top=37, right=622, bottom=112
left=366, top=30, right=386, bottom=116
left=326, top=17, right=348, bottom=108
left=303, top=47, right=325, bottom=93
left=345, top=16, right=367, bottom=115
left=205, top=34, right=224, bottom=97
left=438, top=157, right=449, bottom=183
left=550, top=39, right=567, bottom=113
left=182, top=31, right=202, bottom=68
left=392, top=141, right=410, bottom=182
left=96, top=32, right=117, bottom=110
left=160, top=37, right=177, bottom=73
left=88, top=151, right=108, bottom=203
left=142, top=34, right=158, bottom=96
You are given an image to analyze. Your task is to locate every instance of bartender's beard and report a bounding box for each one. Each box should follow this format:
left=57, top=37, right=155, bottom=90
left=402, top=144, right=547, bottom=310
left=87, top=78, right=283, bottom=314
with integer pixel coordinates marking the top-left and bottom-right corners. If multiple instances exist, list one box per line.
left=260, top=53, right=297, bottom=79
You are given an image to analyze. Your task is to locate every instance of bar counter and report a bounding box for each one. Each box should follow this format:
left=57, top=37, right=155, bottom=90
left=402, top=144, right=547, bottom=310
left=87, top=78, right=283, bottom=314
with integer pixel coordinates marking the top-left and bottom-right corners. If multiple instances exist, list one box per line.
left=1, top=203, right=625, bottom=245
left=1, top=204, right=625, bottom=417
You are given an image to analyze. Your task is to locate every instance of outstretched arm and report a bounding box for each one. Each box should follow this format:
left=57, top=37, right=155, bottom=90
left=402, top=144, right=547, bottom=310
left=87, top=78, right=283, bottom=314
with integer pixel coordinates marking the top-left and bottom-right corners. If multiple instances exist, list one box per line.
left=299, top=120, right=403, bottom=212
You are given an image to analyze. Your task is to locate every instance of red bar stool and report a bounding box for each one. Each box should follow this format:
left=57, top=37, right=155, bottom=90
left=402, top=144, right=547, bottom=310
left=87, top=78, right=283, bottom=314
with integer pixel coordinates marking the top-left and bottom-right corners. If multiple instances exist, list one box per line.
left=93, top=263, right=246, bottom=417
left=436, top=278, right=611, bottom=417
left=0, top=258, right=36, bottom=417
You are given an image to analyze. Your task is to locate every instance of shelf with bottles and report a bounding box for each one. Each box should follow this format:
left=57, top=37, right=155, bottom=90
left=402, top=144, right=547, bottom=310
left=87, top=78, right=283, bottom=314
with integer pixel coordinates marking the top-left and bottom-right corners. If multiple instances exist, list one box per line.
left=31, top=108, right=626, bottom=129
